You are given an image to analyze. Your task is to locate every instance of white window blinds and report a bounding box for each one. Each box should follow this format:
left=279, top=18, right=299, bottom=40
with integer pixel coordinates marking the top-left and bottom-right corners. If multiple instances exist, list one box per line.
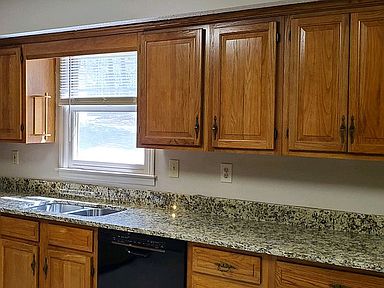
left=59, top=51, right=137, bottom=105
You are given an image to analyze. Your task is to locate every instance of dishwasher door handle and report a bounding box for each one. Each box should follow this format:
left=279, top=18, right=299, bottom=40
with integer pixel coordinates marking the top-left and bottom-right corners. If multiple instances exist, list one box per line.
left=110, top=241, right=166, bottom=253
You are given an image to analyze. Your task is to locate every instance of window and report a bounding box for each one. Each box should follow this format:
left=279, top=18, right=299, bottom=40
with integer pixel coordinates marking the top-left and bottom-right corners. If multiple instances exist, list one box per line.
left=58, top=52, right=155, bottom=186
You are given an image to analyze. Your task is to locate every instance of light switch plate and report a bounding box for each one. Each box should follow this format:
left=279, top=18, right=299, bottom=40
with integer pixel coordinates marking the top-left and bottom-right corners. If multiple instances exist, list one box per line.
left=220, top=163, right=232, bottom=183
left=12, top=150, right=19, bottom=165
left=169, top=159, right=179, bottom=178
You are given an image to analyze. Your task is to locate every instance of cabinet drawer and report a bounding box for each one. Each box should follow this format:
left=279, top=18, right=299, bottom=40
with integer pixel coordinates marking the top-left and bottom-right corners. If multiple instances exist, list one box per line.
left=192, top=246, right=261, bottom=285
left=46, top=224, right=93, bottom=252
left=0, top=216, right=39, bottom=241
left=275, top=261, right=384, bottom=288
left=191, top=273, right=257, bottom=288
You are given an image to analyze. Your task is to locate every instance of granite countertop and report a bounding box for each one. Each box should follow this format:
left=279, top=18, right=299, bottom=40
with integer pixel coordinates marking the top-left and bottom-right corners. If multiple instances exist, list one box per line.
left=0, top=194, right=383, bottom=274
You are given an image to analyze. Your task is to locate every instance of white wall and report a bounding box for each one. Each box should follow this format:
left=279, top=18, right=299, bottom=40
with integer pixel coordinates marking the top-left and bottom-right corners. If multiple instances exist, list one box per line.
left=0, top=0, right=314, bottom=36
left=0, top=142, right=383, bottom=215
left=0, top=0, right=383, bottom=216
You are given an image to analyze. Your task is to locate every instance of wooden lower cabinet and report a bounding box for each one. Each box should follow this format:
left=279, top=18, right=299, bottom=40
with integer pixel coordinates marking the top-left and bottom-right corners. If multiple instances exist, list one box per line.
left=189, top=244, right=384, bottom=288
left=42, top=249, right=92, bottom=288
left=0, top=216, right=96, bottom=288
left=189, top=244, right=265, bottom=288
left=275, top=261, right=384, bottom=288
left=191, top=273, right=257, bottom=288
left=0, top=239, right=38, bottom=288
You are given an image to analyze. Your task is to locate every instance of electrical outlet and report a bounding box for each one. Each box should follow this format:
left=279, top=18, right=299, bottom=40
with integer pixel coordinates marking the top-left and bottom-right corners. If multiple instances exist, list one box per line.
left=12, top=150, right=19, bottom=165
left=220, top=163, right=232, bottom=183
left=169, top=159, right=179, bottom=178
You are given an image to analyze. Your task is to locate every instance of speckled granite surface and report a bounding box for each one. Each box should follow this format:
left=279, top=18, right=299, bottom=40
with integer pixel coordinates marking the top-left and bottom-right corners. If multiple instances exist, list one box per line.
left=0, top=177, right=383, bottom=274
left=1, top=177, right=383, bottom=235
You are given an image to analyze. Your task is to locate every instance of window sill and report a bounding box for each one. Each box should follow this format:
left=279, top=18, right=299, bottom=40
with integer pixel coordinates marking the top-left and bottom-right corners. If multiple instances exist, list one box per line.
left=57, top=168, right=156, bottom=186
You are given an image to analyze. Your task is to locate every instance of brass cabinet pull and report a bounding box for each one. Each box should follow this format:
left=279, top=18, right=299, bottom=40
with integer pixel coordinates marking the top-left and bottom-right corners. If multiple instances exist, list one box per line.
left=212, top=116, right=218, bottom=140
left=330, top=284, right=349, bottom=288
left=43, top=257, right=48, bottom=279
left=31, top=254, right=36, bottom=276
left=349, top=116, right=356, bottom=144
left=44, top=92, right=49, bottom=141
left=339, top=115, right=346, bottom=144
left=214, top=262, right=236, bottom=272
left=194, top=116, right=200, bottom=139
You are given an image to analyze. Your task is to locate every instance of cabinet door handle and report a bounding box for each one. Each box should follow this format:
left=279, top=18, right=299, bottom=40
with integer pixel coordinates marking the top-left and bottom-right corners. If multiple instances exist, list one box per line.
left=349, top=116, right=356, bottom=144
left=339, top=115, right=346, bottom=144
left=43, top=257, right=48, bottom=279
left=194, top=116, right=200, bottom=139
left=212, top=116, right=218, bottom=140
left=31, top=254, right=36, bottom=276
left=44, top=92, right=49, bottom=141
left=214, top=262, right=236, bottom=272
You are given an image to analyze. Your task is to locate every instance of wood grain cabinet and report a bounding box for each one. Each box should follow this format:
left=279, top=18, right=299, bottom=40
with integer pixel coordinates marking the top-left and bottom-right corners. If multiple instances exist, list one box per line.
left=0, top=217, right=39, bottom=288
left=287, top=9, right=384, bottom=157
left=0, top=239, right=38, bottom=288
left=0, top=47, right=23, bottom=141
left=40, top=223, right=96, bottom=288
left=275, top=261, right=384, bottom=288
left=42, top=249, right=92, bottom=288
left=287, top=14, right=350, bottom=153
left=0, top=46, right=56, bottom=143
left=189, top=245, right=264, bottom=288
left=0, top=216, right=96, bottom=288
left=138, top=29, right=204, bottom=148
left=211, top=21, right=278, bottom=151
left=349, top=10, right=384, bottom=154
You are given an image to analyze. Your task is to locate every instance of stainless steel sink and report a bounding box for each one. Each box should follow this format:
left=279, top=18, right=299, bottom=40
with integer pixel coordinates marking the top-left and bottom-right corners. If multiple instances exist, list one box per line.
left=31, top=203, right=87, bottom=213
left=30, top=202, right=123, bottom=217
left=69, top=208, right=121, bottom=217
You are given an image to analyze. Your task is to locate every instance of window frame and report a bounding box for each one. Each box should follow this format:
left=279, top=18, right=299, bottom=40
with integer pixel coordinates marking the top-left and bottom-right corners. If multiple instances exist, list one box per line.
left=57, top=52, right=156, bottom=186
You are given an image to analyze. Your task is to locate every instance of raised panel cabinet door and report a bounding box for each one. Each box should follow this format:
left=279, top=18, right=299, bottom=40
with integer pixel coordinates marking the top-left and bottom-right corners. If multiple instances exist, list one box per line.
left=0, top=47, right=23, bottom=141
left=349, top=11, right=384, bottom=154
left=139, top=29, right=203, bottom=147
left=212, top=22, right=277, bottom=150
left=0, top=239, right=38, bottom=288
left=275, top=261, right=384, bottom=288
left=288, top=14, right=349, bottom=152
left=43, top=249, right=92, bottom=288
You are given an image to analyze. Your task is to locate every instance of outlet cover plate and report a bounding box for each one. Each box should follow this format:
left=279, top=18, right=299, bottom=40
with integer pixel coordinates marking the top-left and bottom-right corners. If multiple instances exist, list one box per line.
left=169, top=159, right=179, bottom=178
left=220, top=163, right=232, bottom=183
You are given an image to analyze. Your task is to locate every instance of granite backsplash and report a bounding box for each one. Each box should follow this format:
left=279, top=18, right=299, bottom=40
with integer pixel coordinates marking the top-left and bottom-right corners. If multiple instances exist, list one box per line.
left=0, top=176, right=383, bottom=236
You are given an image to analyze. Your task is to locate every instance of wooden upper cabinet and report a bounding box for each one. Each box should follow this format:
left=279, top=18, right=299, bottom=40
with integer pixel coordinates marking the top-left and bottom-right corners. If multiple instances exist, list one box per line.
left=349, top=10, right=384, bottom=154
left=0, top=47, right=23, bottom=141
left=288, top=14, right=349, bottom=152
left=212, top=22, right=277, bottom=150
left=138, top=29, right=203, bottom=147
left=25, top=58, right=56, bottom=144
left=0, top=239, right=38, bottom=288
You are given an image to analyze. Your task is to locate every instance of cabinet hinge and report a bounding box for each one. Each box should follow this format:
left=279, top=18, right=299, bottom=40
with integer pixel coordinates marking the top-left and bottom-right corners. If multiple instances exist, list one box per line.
left=20, top=124, right=24, bottom=132
left=288, top=31, right=291, bottom=41
left=91, top=258, right=95, bottom=277
left=20, top=53, right=23, bottom=62
left=276, top=32, right=280, bottom=43
left=286, top=128, right=289, bottom=138
left=274, top=128, right=278, bottom=141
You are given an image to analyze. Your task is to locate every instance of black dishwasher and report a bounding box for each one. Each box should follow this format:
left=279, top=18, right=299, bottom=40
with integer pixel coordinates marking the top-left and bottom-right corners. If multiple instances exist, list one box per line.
left=98, top=228, right=187, bottom=288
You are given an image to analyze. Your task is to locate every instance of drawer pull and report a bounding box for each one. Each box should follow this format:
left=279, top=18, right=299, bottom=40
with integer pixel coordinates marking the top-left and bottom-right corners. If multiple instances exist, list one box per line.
left=330, top=284, right=349, bottom=288
left=215, top=262, right=236, bottom=272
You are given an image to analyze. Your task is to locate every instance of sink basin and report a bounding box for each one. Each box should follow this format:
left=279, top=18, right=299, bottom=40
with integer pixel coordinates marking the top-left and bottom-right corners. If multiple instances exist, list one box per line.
left=31, top=203, right=87, bottom=213
left=69, top=208, right=121, bottom=217
left=30, top=202, right=123, bottom=217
